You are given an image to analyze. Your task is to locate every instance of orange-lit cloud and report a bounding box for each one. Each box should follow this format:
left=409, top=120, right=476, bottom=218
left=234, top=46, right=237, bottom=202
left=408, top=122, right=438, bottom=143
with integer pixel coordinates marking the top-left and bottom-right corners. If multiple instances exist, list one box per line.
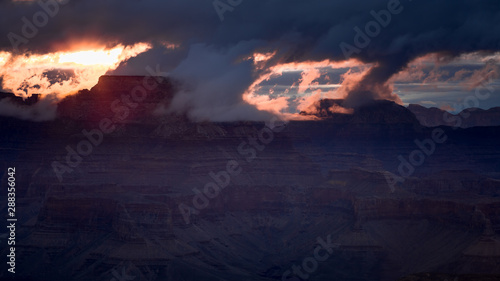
left=245, top=95, right=289, bottom=115
left=0, top=51, right=11, bottom=66
left=0, top=43, right=151, bottom=99
left=298, top=68, right=321, bottom=94
left=243, top=57, right=364, bottom=119
left=296, top=89, right=346, bottom=113
left=59, top=49, right=123, bottom=66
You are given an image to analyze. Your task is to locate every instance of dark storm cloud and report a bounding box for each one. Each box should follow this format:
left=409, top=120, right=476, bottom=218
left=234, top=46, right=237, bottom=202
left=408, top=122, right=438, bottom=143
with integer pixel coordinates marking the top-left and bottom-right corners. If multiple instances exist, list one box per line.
left=1, top=0, right=499, bottom=110
left=1, top=0, right=216, bottom=54
left=42, top=69, right=75, bottom=85
left=3, top=0, right=499, bottom=58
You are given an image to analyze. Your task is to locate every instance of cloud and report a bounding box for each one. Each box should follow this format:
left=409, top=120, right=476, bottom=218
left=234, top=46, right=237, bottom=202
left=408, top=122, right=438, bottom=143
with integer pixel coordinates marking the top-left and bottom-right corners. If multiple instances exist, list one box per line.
left=297, top=68, right=321, bottom=94
left=420, top=100, right=436, bottom=105
left=463, top=61, right=499, bottom=89
left=156, top=42, right=275, bottom=122
left=0, top=94, right=57, bottom=121
left=3, top=0, right=499, bottom=67
left=0, top=43, right=151, bottom=98
left=1, top=0, right=500, bottom=120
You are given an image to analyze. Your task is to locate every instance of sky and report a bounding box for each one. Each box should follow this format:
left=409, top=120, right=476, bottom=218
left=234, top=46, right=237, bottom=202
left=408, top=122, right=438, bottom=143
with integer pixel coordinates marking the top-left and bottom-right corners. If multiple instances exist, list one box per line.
left=0, top=0, right=499, bottom=120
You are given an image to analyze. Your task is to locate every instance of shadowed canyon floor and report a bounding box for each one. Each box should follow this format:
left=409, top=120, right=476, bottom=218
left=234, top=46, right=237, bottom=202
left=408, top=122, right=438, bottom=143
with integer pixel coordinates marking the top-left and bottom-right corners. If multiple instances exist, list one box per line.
left=1, top=77, right=500, bottom=281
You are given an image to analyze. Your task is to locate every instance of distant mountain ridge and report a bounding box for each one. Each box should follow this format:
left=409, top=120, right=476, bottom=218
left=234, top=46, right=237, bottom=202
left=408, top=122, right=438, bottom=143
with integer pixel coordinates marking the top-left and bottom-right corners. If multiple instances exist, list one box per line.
left=299, top=98, right=421, bottom=125
left=0, top=91, right=40, bottom=105
left=408, top=104, right=500, bottom=128
left=1, top=76, right=500, bottom=129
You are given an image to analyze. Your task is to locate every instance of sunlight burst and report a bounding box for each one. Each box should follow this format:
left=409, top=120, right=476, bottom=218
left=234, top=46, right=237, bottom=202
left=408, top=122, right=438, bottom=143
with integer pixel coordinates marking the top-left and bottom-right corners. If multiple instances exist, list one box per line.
left=59, top=49, right=123, bottom=66
left=0, top=43, right=151, bottom=98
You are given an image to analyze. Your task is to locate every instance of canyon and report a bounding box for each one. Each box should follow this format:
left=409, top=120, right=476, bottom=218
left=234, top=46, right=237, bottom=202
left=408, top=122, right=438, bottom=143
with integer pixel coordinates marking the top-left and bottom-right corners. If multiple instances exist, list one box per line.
left=0, top=76, right=499, bottom=281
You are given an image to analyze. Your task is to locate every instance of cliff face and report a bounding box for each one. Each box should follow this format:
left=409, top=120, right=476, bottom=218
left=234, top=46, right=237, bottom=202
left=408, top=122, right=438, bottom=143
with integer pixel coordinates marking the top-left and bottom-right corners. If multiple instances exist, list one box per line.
left=1, top=76, right=500, bottom=281
left=57, top=75, right=176, bottom=123
left=0, top=92, right=39, bottom=105
left=407, top=104, right=448, bottom=127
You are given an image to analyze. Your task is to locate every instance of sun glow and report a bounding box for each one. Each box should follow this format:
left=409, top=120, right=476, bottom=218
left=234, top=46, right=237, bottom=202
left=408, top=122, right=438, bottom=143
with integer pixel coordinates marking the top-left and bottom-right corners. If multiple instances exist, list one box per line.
left=59, top=48, right=123, bottom=66
left=0, top=52, right=11, bottom=67
left=0, top=43, right=151, bottom=99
